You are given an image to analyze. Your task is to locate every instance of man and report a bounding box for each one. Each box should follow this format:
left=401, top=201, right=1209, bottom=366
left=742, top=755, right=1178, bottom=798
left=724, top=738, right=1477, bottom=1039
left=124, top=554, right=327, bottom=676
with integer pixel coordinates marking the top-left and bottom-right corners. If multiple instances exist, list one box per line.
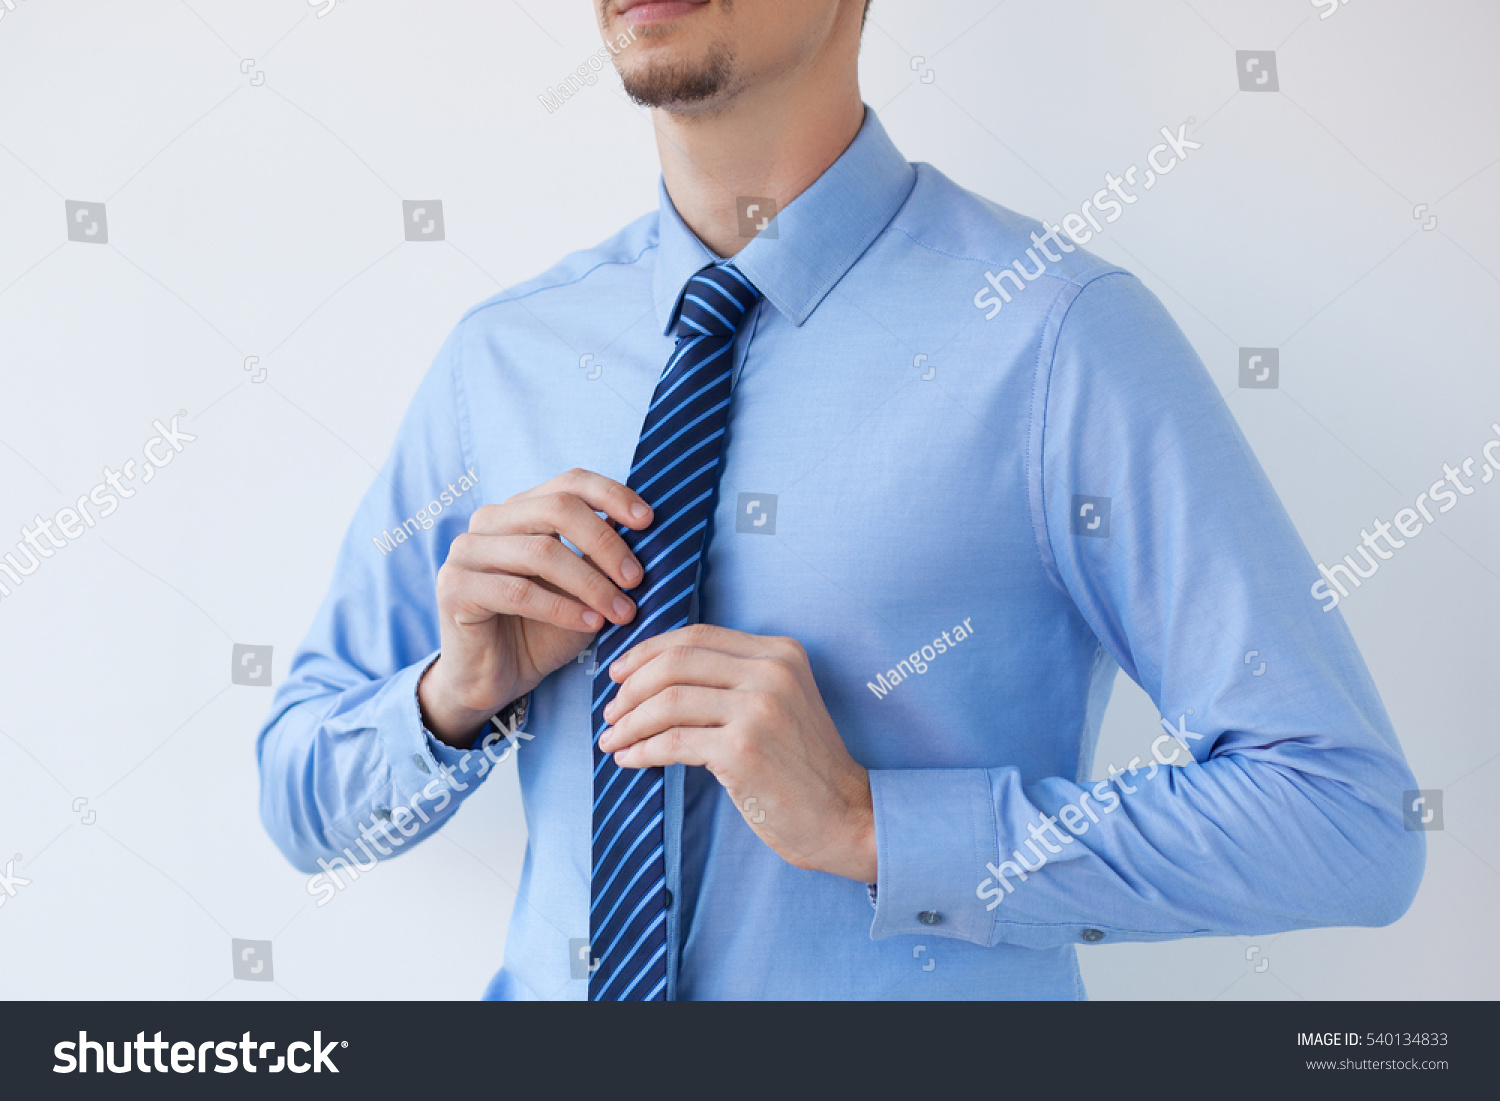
left=258, top=0, right=1423, bottom=1000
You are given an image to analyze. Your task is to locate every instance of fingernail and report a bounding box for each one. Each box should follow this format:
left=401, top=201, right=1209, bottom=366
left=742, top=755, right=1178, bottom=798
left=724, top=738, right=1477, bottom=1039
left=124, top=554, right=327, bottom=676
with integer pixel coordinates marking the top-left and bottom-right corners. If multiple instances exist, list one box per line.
left=630, top=502, right=650, bottom=521
left=603, top=701, right=616, bottom=722
left=612, top=596, right=633, bottom=620
left=621, top=558, right=642, bottom=583
left=582, top=610, right=603, bottom=629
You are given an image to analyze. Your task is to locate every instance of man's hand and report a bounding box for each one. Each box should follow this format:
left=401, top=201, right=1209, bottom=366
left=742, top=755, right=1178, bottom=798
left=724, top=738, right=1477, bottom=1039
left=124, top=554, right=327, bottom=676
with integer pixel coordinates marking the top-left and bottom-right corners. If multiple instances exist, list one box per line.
left=419, top=469, right=652, bottom=748
left=598, top=624, right=877, bottom=883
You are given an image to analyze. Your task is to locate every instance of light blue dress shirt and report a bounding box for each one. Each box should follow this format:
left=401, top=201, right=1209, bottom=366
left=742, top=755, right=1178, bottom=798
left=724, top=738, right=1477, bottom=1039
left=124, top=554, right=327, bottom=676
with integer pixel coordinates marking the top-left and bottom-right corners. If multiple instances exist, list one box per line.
left=257, top=108, right=1423, bottom=1000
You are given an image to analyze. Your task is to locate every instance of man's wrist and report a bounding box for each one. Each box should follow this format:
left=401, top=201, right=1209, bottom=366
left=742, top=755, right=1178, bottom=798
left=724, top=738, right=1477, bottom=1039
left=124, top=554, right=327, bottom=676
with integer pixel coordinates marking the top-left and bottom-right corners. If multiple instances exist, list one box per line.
left=825, top=767, right=878, bottom=882
left=417, top=656, right=519, bottom=749
left=845, top=790, right=879, bottom=883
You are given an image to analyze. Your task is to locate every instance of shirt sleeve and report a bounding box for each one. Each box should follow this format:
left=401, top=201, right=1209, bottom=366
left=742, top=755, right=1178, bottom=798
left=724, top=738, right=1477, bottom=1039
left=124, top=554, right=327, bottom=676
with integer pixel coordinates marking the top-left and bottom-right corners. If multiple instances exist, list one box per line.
left=869, top=271, right=1425, bottom=949
left=255, top=317, right=525, bottom=876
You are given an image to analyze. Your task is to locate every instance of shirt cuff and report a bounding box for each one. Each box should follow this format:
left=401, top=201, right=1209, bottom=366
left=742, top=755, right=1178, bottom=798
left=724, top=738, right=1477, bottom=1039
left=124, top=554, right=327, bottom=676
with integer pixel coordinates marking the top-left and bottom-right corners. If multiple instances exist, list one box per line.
left=374, top=652, right=531, bottom=810
left=369, top=652, right=450, bottom=797
left=868, top=767, right=996, bottom=946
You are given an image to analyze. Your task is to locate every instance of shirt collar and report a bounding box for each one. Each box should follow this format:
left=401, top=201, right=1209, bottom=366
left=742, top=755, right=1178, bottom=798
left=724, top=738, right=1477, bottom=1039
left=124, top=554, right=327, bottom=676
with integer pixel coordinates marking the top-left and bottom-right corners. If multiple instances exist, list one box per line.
left=652, top=106, right=917, bottom=334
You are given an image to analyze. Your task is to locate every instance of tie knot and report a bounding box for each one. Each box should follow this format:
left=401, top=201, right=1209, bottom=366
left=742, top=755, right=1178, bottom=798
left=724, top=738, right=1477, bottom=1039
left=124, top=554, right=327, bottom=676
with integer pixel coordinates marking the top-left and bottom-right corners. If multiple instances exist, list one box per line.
left=675, top=264, right=759, bottom=340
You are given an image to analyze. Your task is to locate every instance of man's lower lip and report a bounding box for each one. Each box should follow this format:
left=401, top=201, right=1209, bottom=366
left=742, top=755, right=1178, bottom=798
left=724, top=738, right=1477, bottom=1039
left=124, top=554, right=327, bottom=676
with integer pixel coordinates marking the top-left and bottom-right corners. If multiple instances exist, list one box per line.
left=620, top=1, right=705, bottom=25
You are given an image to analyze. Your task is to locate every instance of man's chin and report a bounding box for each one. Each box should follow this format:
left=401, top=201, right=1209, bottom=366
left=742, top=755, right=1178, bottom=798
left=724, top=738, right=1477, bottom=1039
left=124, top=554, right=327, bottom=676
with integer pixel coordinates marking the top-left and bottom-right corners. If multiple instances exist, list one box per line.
left=619, top=45, right=736, bottom=110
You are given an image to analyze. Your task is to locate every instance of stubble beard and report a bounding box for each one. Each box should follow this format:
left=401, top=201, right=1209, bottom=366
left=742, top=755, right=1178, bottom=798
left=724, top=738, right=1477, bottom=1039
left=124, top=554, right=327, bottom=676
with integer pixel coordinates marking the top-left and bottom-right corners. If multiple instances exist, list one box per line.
left=602, top=0, right=740, bottom=111
left=618, top=37, right=738, bottom=110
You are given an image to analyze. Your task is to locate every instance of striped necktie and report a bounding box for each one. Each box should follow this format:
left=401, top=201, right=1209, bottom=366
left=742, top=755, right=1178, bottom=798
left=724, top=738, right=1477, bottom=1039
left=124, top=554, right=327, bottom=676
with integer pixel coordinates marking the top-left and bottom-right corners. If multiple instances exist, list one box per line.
left=588, top=263, right=760, bottom=1001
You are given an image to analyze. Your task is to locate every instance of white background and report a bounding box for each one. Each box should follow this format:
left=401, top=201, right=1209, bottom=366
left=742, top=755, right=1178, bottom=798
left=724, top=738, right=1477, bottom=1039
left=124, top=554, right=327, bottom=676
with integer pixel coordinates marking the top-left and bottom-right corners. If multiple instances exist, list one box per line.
left=0, top=0, right=1496, bottom=1000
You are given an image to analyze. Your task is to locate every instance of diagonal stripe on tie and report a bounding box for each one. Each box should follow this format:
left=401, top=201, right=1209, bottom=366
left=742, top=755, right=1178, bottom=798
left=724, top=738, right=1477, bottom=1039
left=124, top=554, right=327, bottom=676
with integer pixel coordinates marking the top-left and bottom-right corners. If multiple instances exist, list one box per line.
left=589, top=264, right=761, bottom=1001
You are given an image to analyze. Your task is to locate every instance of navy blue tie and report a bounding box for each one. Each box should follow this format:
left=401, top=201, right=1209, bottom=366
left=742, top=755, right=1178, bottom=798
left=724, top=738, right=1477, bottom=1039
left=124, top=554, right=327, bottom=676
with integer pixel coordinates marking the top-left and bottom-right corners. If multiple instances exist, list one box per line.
left=588, top=264, right=760, bottom=1001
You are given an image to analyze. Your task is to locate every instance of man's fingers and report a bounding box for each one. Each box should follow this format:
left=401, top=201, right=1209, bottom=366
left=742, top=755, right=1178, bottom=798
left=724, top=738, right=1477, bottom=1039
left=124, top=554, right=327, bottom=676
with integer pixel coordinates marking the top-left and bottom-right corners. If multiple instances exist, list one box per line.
left=444, top=567, right=605, bottom=633
left=448, top=533, right=636, bottom=626
left=599, top=685, right=730, bottom=752
left=603, top=646, right=739, bottom=723
left=612, top=727, right=716, bottom=770
left=483, top=491, right=648, bottom=591
left=510, top=469, right=653, bottom=530
left=610, top=623, right=767, bottom=680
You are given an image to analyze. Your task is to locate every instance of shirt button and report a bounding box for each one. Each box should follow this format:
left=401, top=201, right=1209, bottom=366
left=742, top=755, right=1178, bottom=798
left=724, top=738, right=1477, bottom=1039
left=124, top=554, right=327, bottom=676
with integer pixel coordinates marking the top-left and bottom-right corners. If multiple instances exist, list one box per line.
left=1081, top=928, right=1104, bottom=943
left=413, top=754, right=431, bottom=774
left=917, top=910, right=943, bottom=926
left=664, top=889, right=674, bottom=909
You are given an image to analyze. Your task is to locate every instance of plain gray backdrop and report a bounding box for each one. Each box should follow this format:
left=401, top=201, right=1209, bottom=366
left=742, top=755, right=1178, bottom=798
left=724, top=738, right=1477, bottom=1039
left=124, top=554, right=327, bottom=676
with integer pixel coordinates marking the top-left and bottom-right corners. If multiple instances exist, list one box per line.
left=0, top=0, right=1496, bottom=1000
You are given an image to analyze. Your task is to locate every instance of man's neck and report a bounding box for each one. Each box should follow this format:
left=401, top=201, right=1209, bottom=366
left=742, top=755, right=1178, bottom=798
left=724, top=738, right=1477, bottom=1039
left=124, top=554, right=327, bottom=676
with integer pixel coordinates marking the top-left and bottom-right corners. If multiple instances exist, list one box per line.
left=652, top=64, right=865, bottom=259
